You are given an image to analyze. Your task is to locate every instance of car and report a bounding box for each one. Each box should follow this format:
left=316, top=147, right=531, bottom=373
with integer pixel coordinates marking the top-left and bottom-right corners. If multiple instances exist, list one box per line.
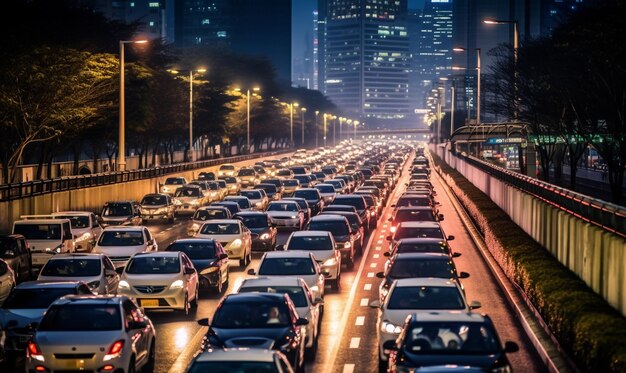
left=293, top=175, right=314, bottom=189
left=249, top=251, right=325, bottom=300
left=172, top=184, right=208, bottom=215
left=224, top=195, right=253, bottom=211
left=237, top=167, right=260, bottom=188
left=0, top=234, right=32, bottom=282
left=252, top=165, right=269, bottom=181
left=237, top=277, right=323, bottom=360
left=325, top=178, right=348, bottom=194
left=100, top=201, right=142, bottom=226
left=204, top=181, right=224, bottom=202
left=12, top=217, right=76, bottom=271
left=218, top=164, right=237, bottom=176
left=281, top=231, right=341, bottom=289
left=234, top=211, right=278, bottom=252
left=198, top=172, right=216, bottom=181
left=0, top=281, right=93, bottom=354
left=92, top=226, right=158, bottom=270
left=211, top=201, right=242, bottom=216
left=189, top=180, right=212, bottom=198
left=139, top=193, right=176, bottom=224
left=393, top=193, right=436, bottom=209
left=293, top=188, right=324, bottom=215
left=239, top=189, right=269, bottom=211
left=218, top=176, right=241, bottom=195
left=166, top=239, right=229, bottom=293
left=197, top=293, right=308, bottom=372
left=330, top=194, right=372, bottom=231
left=118, top=251, right=199, bottom=314
left=187, top=206, right=233, bottom=236
left=370, top=278, right=480, bottom=367
left=389, top=206, right=443, bottom=233
left=194, top=219, right=252, bottom=266
left=283, top=197, right=311, bottom=222
left=318, top=211, right=365, bottom=254
left=306, top=215, right=358, bottom=269
left=276, top=168, right=295, bottom=180
left=216, top=180, right=230, bottom=200
left=377, top=253, right=470, bottom=303
left=25, top=295, right=156, bottom=373
left=257, top=183, right=281, bottom=201
left=185, top=348, right=294, bottom=373
left=51, top=211, right=103, bottom=252
left=264, top=178, right=286, bottom=195
left=385, top=312, right=519, bottom=373
left=387, top=221, right=455, bottom=247
left=160, top=176, right=187, bottom=195
left=38, top=253, right=120, bottom=295
left=385, top=238, right=460, bottom=260
left=282, top=179, right=301, bottom=197
left=314, top=183, right=337, bottom=205
left=265, top=200, right=305, bottom=230
left=0, top=259, right=16, bottom=304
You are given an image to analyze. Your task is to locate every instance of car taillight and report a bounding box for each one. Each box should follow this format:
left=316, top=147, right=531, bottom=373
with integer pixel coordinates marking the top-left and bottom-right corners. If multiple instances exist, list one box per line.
left=28, top=340, right=44, bottom=361
left=104, top=340, right=124, bottom=361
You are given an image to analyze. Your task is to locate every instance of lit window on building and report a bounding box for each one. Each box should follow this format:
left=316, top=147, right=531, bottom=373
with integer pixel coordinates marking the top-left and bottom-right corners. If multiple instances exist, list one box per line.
left=202, top=19, right=210, bottom=25
left=217, top=31, right=227, bottom=37
left=149, top=2, right=159, bottom=7
left=149, top=21, right=155, bottom=26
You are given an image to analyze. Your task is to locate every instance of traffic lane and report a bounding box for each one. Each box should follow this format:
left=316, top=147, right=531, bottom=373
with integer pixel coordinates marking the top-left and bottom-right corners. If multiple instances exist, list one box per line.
left=430, top=163, right=546, bottom=372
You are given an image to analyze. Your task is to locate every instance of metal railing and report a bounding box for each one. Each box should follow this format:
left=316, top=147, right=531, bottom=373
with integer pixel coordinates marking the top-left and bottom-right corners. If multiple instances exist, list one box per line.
left=461, top=153, right=626, bottom=238
left=0, top=151, right=290, bottom=202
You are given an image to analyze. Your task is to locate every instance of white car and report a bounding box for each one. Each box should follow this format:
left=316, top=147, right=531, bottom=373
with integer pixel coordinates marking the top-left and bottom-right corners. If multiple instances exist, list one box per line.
left=172, top=185, right=208, bottom=215
left=93, top=226, right=158, bottom=270
left=195, top=219, right=252, bottom=266
left=238, top=277, right=323, bottom=360
left=118, top=251, right=199, bottom=314
left=51, top=211, right=102, bottom=252
left=38, top=253, right=120, bottom=295
left=265, top=201, right=305, bottom=230
left=239, top=189, right=269, bottom=211
left=370, top=278, right=480, bottom=366
left=282, top=231, right=341, bottom=289
left=160, top=176, right=187, bottom=195
left=249, top=251, right=325, bottom=300
left=12, top=218, right=76, bottom=271
left=387, top=221, right=455, bottom=248
left=0, top=259, right=16, bottom=304
left=218, top=164, right=237, bottom=177
left=186, top=348, right=294, bottom=373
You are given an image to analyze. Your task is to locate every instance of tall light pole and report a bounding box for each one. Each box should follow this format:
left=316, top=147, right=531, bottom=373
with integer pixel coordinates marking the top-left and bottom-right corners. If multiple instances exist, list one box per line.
left=118, top=40, right=147, bottom=171
left=484, top=19, right=518, bottom=121
left=235, top=87, right=260, bottom=154
left=338, top=117, right=344, bottom=141
left=453, top=47, right=481, bottom=125
left=332, top=115, right=337, bottom=146
left=353, top=120, right=359, bottom=141
left=323, top=114, right=328, bottom=147
left=170, top=68, right=207, bottom=162
left=315, top=111, right=320, bottom=148
left=289, top=102, right=299, bottom=147
left=450, top=85, right=455, bottom=138
left=300, top=107, right=307, bottom=146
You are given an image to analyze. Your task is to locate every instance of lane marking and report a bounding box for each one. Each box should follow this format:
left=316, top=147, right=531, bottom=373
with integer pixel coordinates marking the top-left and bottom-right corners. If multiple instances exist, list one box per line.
left=370, top=262, right=377, bottom=268
left=373, top=254, right=380, bottom=259
left=349, top=337, right=360, bottom=348
left=355, top=316, right=365, bottom=326
left=360, top=298, right=369, bottom=306
left=367, top=272, right=374, bottom=278
left=364, top=283, right=372, bottom=291
left=343, top=364, right=355, bottom=373
left=377, top=240, right=383, bottom=244
left=375, top=247, right=381, bottom=251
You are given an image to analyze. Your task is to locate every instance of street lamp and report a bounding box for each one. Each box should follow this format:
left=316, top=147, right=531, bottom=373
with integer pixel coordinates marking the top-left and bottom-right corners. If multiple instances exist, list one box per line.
left=289, top=102, right=299, bottom=147
left=484, top=19, right=519, bottom=121
left=235, top=86, right=260, bottom=154
left=171, top=68, right=207, bottom=162
left=315, top=111, right=320, bottom=148
left=118, top=39, right=147, bottom=171
left=300, top=107, right=307, bottom=146
left=353, top=120, right=359, bottom=140
left=323, top=113, right=328, bottom=147
left=453, top=47, right=481, bottom=126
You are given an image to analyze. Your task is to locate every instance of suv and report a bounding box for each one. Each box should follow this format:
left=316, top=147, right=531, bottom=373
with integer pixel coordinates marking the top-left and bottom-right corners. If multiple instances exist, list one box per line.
left=139, top=193, right=176, bottom=224
left=160, top=176, right=187, bottom=195
left=12, top=217, right=75, bottom=271
left=0, top=235, right=32, bottom=281
left=51, top=211, right=102, bottom=252
left=26, top=295, right=156, bottom=373
left=306, top=215, right=358, bottom=269
left=100, top=201, right=142, bottom=227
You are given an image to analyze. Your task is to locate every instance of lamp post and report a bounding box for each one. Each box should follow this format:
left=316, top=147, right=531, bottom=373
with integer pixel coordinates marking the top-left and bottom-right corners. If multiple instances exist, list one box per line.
left=235, top=87, right=261, bottom=154
left=332, top=115, right=337, bottom=146
left=315, top=111, right=320, bottom=148
left=450, top=85, right=455, bottom=138
left=484, top=19, right=518, bottom=121
left=453, top=47, right=481, bottom=126
left=353, top=120, right=359, bottom=140
left=170, top=68, right=207, bottom=162
left=323, top=114, right=328, bottom=147
left=289, top=102, right=299, bottom=147
left=118, top=39, right=147, bottom=171
left=338, top=117, right=344, bottom=142
left=300, top=107, right=307, bottom=146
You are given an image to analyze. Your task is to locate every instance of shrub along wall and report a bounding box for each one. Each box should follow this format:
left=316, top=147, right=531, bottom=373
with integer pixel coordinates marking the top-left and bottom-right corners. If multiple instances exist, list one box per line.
left=431, top=153, right=626, bottom=372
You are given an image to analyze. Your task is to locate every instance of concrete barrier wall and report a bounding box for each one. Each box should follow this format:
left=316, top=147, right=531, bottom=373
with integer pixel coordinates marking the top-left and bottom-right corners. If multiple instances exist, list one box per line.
left=436, top=146, right=626, bottom=316
left=0, top=154, right=284, bottom=234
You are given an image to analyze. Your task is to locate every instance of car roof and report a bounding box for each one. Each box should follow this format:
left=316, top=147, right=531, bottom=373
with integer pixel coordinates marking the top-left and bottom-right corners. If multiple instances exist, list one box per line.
left=397, top=238, right=445, bottom=244
left=234, top=211, right=268, bottom=216
left=240, top=276, right=304, bottom=288
left=394, top=253, right=450, bottom=260
left=15, top=219, right=64, bottom=224
left=212, top=201, right=239, bottom=206
left=294, top=188, right=318, bottom=192
left=102, top=226, right=145, bottom=231
left=171, top=238, right=217, bottom=244
left=310, top=215, right=348, bottom=222
left=47, top=253, right=105, bottom=260
left=200, top=219, right=240, bottom=224
left=193, top=348, right=279, bottom=363
left=291, top=230, right=330, bottom=237
left=134, top=251, right=180, bottom=258
left=396, top=206, right=434, bottom=211
left=52, top=294, right=129, bottom=306
left=410, top=311, right=486, bottom=323
left=397, top=221, right=441, bottom=228
left=51, top=211, right=92, bottom=216
left=224, top=292, right=287, bottom=303
left=198, top=206, right=229, bottom=211
left=15, top=281, right=84, bottom=290
left=263, top=251, right=312, bottom=259
left=393, top=278, right=459, bottom=287
left=268, top=200, right=298, bottom=205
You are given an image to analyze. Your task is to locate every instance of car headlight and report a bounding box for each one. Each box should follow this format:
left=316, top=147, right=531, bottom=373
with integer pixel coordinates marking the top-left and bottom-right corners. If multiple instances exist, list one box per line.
left=255, top=201, right=263, bottom=207
left=230, top=239, right=242, bottom=248
left=381, top=320, right=403, bottom=334
left=191, top=223, right=200, bottom=231
left=190, top=200, right=200, bottom=206
left=170, top=280, right=184, bottom=289
left=323, top=257, right=337, bottom=267
left=290, top=215, right=298, bottom=219
left=310, top=285, right=320, bottom=294
left=260, top=233, right=270, bottom=240
left=370, top=210, right=376, bottom=216
left=118, top=280, right=130, bottom=290
left=344, top=241, right=351, bottom=249
left=173, top=199, right=182, bottom=206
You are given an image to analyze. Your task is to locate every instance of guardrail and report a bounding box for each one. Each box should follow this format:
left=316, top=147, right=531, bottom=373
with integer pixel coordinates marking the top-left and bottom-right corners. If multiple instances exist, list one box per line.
left=0, top=151, right=290, bottom=202
left=461, top=152, right=626, bottom=238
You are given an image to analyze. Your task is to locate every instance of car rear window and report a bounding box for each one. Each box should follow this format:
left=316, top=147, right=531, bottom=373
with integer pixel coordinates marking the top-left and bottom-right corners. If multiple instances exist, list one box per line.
left=39, top=305, right=122, bottom=331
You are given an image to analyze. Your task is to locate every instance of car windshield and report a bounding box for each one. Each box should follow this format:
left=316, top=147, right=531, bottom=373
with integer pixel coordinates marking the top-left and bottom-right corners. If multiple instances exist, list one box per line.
left=396, top=242, right=448, bottom=254
left=187, top=362, right=278, bottom=373
left=334, top=197, right=365, bottom=210
left=258, top=258, right=315, bottom=275
left=258, top=185, right=277, bottom=193
left=395, top=210, right=435, bottom=222
left=294, top=190, right=319, bottom=200
left=240, top=190, right=261, bottom=199
left=207, top=182, right=219, bottom=190
left=389, top=258, right=454, bottom=279
left=404, top=321, right=499, bottom=354
left=141, top=195, right=168, bottom=206
left=283, top=179, right=300, bottom=187
left=199, top=173, right=216, bottom=180
left=397, top=196, right=430, bottom=207
left=54, top=215, right=90, bottom=229
left=2, top=287, right=80, bottom=309
left=287, top=236, right=332, bottom=251
left=395, top=227, right=444, bottom=240
left=238, top=169, right=255, bottom=176
left=102, top=203, right=132, bottom=217
left=212, top=301, right=291, bottom=328
left=277, top=170, right=292, bottom=176
left=193, top=209, right=229, bottom=221
left=220, top=165, right=235, bottom=171
left=236, top=214, right=268, bottom=228
left=239, top=286, right=307, bottom=307
left=316, top=185, right=335, bottom=193
left=14, top=223, right=62, bottom=240
left=267, top=203, right=299, bottom=212
left=166, top=241, right=216, bottom=260
left=200, top=223, right=240, bottom=235
left=387, top=286, right=465, bottom=310
left=220, top=176, right=237, bottom=183
left=308, top=220, right=349, bottom=236
left=39, top=305, right=121, bottom=331
left=226, top=198, right=251, bottom=209
left=98, top=231, right=144, bottom=246
left=175, top=188, right=201, bottom=198
left=41, top=258, right=101, bottom=277
left=126, top=256, right=181, bottom=274
left=165, top=178, right=184, bottom=185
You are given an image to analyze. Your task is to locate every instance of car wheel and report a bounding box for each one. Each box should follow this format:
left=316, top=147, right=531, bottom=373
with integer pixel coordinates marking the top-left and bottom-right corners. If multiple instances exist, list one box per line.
left=214, top=274, right=223, bottom=294
left=179, top=293, right=189, bottom=315
left=345, top=257, right=354, bottom=270
left=190, top=286, right=199, bottom=308
left=378, top=353, right=387, bottom=373
left=128, top=356, right=136, bottom=373
left=331, top=273, right=341, bottom=290
left=143, top=342, right=155, bottom=373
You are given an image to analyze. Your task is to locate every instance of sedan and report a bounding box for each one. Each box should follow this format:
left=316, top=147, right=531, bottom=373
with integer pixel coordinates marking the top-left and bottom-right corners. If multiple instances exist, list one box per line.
left=293, top=188, right=324, bottom=215
left=234, top=211, right=278, bottom=252
left=118, top=251, right=199, bottom=314
left=186, top=349, right=294, bottom=373
left=38, top=253, right=119, bottom=295
left=173, top=185, right=208, bottom=215
left=307, top=215, right=357, bottom=269
left=187, top=206, right=232, bottom=236
left=239, top=189, right=269, bottom=211
left=0, top=259, right=16, bottom=304
left=139, top=193, right=176, bottom=223
left=265, top=201, right=305, bottom=230
left=281, top=231, right=341, bottom=289
left=165, top=239, right=229, bottom=293
left=194, top=219, right=252, bottom=266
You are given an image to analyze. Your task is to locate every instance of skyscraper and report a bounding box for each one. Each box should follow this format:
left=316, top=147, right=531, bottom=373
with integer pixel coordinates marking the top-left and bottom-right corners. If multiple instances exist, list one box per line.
left=319, top=0, right=411, bottom=128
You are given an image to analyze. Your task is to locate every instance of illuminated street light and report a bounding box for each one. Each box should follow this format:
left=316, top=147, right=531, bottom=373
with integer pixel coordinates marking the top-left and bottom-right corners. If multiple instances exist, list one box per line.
left=453, top=47, right=481, bottom=125
left=484, top=18, right=519, bottom=121
left=235, top=86, right=261, bottom=154
left=301, top=107, right=307, bottom=145
left=171, top=68, right=207, bottom=161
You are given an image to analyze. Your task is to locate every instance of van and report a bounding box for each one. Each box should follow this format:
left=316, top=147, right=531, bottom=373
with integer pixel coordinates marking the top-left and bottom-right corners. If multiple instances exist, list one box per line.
left=12, top=217, right=76, bottom=270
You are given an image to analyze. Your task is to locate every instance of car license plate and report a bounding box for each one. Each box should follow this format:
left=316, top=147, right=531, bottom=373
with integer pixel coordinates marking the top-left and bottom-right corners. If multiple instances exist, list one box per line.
left=141, top=299, right=159, bottom=307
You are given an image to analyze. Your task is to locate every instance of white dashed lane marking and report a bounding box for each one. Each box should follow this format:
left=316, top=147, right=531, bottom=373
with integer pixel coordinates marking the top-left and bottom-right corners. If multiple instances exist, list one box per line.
left=355, top=316, right=365, bottom=326
left=373, top=254, right=380, bottom=259
left=364, top=283, right=372, bottom=291
left=349, top=338, right=360, bottom=348
left=360, top=298, right=369, bottom=306
left=343, top=364, right=355, bottom=373
left=370, top=262, right=377, bottom=268
left=367, top=272, right=374, bottom=278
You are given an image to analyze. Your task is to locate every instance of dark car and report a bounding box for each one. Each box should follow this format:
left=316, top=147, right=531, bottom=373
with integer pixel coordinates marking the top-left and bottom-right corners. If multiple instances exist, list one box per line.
left=198, top=172, right=216, bottom=181
left=393, top=194, right=436, bottom=209
left=385, top=312, right=518, bottom=373
left=293, top=188, right=324, bottom=216
left=293, top=175, right=313, bottom=189
left=318, top=211, right=364, bottom=254
left=166, top=239, right=229, bottom=293
left=306, top=215, right=358, bottom=269
left=211, top=201, right=241, bottom=216
left=385, top=238, right=460, bottom=260
left=234, top=212, right=278, bottom=251
left=283, top=197, right=311, bottom=223
left=389, top=207, right=443, bottom=234
left=198, top=293, right=309, bottom=371
left=330, top=195, right=371, bottom=232
left=264, top=178, right=286, bottom=195
left=257, top=183, right=281, bottom=201
left=0, top=235, right=32, bottom=282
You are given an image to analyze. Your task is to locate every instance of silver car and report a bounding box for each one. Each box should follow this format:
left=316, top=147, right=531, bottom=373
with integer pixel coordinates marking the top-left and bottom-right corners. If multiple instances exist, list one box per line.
left=37, top=253, right=120, bottom=295
left=26, top=295, right=156, bottom=373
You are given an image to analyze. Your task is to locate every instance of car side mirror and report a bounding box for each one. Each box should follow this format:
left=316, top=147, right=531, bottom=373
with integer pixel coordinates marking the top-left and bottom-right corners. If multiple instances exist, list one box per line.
left=382, top=340, right=398, bottom=351
left=504, top=341, right=520, bottom=353
left=459, top=271, right=470, bottom=279
left=375, top=272, right=385, bottom=279
left=197, top=318, right=210, bottom=327
left=295, top=318, right=309, bottom=326
left=184, top=267, right=196, bottom=275
left=469, top=301, right=481, bottom=310
left=276, top=244, right=285, bottom=251
left=369, top=300, right=381, bottom=308
left=438, top=214, right=444, bottom=221
left=383, top=252, right=391, bottom=257
left=452, top=252, right=461, bottom=258
left=387, top=217, right=392, bottom=222
left=390, top=204, right=396, bottom=208
left=219, top=253, right=229, bottom=260
left=247, top=269, right=256, bottom=275
left=447, top=235, right=455, bottom=241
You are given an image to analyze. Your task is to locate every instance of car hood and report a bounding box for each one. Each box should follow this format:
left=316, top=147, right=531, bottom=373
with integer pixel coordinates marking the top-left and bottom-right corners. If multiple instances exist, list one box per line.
left=191, top=259, right=217, bottom=271
left=36, top=331, right=123, bottom=351
left=250, top=227, right=270, bottom=235
left=123, top=273, right=181, bottom=286
left=333, top=235, right=350, bottom=243
left=403, top=352, right=501, bottom=369
left=212, top=327, right=289, bottom=348
left=195, top=233, right=241, bottom=243
left=101, top=216, right=132, bottom=222
left=93, top=245, right=146, bottom=256
left=307, top=250, right=334, bottom=262
left=0, top=309, right=47, bottom=327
